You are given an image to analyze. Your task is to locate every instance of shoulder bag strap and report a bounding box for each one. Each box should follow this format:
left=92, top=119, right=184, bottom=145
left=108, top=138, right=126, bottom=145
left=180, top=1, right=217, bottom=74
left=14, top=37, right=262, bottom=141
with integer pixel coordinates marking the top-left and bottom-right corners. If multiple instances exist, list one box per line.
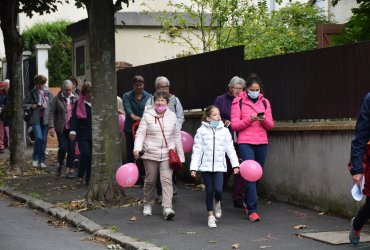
left=156, top=117, right=169, bottom=147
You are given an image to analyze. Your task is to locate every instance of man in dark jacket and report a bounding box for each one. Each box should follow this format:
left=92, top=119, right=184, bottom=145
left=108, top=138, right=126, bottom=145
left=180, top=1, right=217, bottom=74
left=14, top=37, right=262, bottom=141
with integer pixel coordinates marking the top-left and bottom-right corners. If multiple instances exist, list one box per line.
left=349, top=92, right=370, bottom=245
left=123, top=76, right=152, bottom=185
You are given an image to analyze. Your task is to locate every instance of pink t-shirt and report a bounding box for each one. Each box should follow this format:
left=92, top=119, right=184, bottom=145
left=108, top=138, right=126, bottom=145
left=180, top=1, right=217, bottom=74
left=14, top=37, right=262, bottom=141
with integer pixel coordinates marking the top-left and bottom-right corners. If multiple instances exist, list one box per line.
left=65, top=103, right=73, bottom=129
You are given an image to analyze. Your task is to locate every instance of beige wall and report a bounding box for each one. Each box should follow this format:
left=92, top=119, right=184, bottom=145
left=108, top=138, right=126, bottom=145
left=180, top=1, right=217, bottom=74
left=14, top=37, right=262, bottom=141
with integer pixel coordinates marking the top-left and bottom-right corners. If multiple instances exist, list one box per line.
left=115, top=27, right=203, bottom=66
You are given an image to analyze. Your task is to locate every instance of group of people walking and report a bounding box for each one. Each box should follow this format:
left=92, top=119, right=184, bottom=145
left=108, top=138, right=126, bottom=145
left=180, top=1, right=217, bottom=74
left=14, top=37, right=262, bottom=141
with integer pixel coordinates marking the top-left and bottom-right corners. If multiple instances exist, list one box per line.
left=0, top=79, right=10, bottom=153
left=23, top=75, right=92, bottom=185
left=123, top=73, right=274, bottom=228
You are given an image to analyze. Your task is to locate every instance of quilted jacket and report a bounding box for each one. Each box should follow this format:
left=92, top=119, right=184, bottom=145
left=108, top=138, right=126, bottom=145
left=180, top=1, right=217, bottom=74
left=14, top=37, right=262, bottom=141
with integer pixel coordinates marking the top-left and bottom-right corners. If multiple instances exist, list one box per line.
left=134, top=107, right=185, bottom=162
left=230, top=91, right=274, bottom=144
left=190, top=121, right=239, bottom=172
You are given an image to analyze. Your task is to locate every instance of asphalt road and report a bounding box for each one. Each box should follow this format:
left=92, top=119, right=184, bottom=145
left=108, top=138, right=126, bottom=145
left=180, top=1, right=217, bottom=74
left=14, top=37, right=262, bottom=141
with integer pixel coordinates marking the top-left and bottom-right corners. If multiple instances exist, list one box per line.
left=0, top=196, right=108, bottom=250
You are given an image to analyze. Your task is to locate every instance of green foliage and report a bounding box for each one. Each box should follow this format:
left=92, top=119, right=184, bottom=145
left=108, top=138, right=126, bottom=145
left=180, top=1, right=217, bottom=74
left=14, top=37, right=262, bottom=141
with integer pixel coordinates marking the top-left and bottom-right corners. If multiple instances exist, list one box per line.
left=331, top=0, right=370, bottom=45
left=237, top=2, right=330, bottom=59
left=22, top=20, right=72, bottom=87
left=145, top=0, right=330, bottom=59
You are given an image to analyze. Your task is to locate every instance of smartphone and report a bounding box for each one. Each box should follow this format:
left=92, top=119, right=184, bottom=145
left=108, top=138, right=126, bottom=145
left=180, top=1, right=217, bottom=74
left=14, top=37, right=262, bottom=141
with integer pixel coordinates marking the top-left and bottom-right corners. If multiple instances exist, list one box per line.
left=257, top=112, right=265, bottom=117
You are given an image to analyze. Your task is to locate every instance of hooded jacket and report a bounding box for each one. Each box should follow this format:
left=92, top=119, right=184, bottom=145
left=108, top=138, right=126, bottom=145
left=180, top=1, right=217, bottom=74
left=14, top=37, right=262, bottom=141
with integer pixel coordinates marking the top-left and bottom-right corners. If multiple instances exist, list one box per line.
left=190, top=121, right=239, bottom=172
left=134, top=107, right=185, bottom=162
left=230, top=91, right=274, bottom=144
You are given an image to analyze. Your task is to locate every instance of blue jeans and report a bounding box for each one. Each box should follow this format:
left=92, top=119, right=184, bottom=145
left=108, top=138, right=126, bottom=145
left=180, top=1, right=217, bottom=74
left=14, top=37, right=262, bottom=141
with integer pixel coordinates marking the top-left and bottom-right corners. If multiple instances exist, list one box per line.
left=238, top=144, right=268, bottom=213
left=32, top=122, right=48, bottom=162
left=201, top=172, right=223, bottom=212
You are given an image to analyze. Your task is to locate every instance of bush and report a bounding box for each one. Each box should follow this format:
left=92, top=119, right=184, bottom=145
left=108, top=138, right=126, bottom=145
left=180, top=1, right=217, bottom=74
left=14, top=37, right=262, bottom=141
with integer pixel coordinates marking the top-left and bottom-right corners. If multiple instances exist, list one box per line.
left=22, top=20, right=72, bottom=87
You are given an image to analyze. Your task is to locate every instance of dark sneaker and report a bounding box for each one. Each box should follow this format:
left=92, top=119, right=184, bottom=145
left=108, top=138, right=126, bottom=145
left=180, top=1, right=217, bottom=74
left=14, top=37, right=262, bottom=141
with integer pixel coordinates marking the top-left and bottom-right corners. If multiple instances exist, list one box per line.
left=55, top=166, right=62, bottom=177
left=349, top=217, right=361, bottom=245
left=249, top=212, right=260, bottom=222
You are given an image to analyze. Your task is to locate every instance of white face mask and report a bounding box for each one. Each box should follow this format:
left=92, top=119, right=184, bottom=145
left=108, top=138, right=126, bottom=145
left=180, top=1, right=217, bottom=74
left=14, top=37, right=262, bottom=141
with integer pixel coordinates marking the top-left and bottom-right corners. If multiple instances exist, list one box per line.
left=248, top=90, right=260, bottom=99
left=210, top=120, right=220, bottom=128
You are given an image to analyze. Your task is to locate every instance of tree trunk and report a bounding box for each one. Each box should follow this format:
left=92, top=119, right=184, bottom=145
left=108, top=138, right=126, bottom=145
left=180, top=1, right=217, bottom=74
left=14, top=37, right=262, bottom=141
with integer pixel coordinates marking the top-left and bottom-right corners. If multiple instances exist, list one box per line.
left=0, top=0, right=26, bottom=174
left=85, top=0, right=125, bottom=203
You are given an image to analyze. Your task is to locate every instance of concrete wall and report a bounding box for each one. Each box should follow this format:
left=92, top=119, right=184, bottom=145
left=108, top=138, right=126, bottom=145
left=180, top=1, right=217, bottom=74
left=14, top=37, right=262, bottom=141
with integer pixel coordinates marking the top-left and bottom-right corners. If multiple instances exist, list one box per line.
left=260, top=128, right=361, bottom=218
left=183, top=112, right=362, bottom=217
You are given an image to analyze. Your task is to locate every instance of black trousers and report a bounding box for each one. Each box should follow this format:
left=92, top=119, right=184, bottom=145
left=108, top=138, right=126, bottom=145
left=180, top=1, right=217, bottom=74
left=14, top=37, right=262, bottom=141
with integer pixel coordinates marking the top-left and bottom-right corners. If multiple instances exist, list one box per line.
left=353, top=196, right=370, bottom=231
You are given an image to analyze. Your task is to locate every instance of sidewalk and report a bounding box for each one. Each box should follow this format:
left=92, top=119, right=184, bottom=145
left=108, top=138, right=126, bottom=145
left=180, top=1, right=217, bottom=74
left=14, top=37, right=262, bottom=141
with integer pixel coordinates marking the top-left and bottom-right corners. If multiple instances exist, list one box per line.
left=1, top=148, right=368, bottom=249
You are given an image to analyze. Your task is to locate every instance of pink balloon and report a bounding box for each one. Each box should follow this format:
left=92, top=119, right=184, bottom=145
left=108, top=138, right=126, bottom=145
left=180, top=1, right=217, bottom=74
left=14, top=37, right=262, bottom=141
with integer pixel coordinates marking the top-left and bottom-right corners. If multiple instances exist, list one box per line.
left=181, top=131, right=194, bottom=153
left=240, top=160, right=263, bottom=182
left=118, top=114, right=125, bottom=136
left=116, top=163, right=139, bottom=188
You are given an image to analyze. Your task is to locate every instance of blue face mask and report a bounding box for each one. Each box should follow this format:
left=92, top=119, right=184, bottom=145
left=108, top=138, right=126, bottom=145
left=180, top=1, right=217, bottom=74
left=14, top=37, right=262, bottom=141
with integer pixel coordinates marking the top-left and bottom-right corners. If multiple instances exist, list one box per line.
left=248, top=90, right=260, bottom=99
left=210, top=120, right=220, bottom=128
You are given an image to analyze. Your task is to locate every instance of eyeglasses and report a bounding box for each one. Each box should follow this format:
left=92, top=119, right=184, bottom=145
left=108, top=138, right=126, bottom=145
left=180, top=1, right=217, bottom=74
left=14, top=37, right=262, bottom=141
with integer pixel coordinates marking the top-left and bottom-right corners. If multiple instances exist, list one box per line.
left=159, top=85, right=169, bottom=89
left=231, top=87, right=243, bottom=90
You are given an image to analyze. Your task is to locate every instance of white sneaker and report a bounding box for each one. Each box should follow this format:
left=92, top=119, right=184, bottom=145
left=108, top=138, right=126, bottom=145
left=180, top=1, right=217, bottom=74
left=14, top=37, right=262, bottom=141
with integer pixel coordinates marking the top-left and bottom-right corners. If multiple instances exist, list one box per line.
left=32, top=160, right=39, bottom=167
left=214, top=201, right=222, bottom=219
left=143, top=204, right=152, bottom=216
left=40, top=162, right=47, bottom=168
left=163, top=207, right=175, bottom=220
left=208, top=215, right=217, bottom=228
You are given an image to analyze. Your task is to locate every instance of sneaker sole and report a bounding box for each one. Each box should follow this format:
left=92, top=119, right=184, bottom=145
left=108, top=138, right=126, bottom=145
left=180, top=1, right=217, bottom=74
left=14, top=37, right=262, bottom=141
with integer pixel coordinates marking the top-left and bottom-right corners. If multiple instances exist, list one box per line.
left=143, top=213, right=152, bottom=216
left=249, top=217, right=260, bottom=222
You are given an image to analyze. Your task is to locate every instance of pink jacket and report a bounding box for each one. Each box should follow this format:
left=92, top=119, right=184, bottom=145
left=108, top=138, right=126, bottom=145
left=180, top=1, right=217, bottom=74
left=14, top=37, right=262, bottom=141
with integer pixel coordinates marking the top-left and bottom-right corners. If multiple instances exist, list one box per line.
left=230, top=91, right=274, bottom=144
left=134, top=107, right=185, bottom=162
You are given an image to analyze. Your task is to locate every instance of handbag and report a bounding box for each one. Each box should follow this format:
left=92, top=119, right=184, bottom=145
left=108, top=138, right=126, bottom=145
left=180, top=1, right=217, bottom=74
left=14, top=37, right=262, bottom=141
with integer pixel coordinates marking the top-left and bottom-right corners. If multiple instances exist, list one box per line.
left=157, top=117, right=183, bottom=171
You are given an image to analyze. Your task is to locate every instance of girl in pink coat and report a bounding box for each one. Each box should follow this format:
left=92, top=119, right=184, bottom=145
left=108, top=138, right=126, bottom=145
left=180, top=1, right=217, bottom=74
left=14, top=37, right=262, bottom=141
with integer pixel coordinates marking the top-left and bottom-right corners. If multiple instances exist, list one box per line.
left=230, top=73, right=274, bottom=222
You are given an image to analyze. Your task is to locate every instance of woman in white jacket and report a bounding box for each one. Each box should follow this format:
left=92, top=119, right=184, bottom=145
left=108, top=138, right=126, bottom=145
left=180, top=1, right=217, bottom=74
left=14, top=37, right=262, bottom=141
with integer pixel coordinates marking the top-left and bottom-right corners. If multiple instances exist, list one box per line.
left=134, top=90, right=184, bottom=220
left=190, top=105, right=239, bottom=228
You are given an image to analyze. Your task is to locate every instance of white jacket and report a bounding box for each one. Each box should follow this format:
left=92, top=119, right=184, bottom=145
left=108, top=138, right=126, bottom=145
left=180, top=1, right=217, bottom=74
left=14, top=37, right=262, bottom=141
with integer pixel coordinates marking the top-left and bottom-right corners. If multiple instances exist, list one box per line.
left=134, top=107, right=185, bottom=162
left=190, top=121, right=239, bottom=172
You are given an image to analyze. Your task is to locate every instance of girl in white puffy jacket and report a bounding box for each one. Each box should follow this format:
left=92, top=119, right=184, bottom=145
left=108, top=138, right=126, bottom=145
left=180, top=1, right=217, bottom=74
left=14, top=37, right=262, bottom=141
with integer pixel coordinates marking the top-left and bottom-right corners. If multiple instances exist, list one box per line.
left=190, top=105, right=240, bottom=228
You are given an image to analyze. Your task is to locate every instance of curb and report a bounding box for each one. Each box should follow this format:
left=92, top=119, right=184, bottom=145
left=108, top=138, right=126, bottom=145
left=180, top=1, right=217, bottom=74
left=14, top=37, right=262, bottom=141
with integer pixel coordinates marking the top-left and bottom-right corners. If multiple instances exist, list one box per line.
left=0, top=186, right=161, bottom=250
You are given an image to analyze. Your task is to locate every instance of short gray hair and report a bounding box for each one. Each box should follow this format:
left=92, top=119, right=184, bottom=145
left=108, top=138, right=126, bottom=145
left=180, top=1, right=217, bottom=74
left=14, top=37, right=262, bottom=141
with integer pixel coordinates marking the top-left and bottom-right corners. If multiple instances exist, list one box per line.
left=61, top=79, right=73, bottom=91
left=228, top=76, right=245, bottom=88
left=155, top=76, right=170, bottom=88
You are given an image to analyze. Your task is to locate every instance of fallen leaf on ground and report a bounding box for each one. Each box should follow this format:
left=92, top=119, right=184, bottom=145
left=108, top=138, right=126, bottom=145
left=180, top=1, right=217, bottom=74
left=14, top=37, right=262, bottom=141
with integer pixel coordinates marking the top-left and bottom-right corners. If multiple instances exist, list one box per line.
left=106, top=244, right=123, bottom=249
left=232, top=243, right=240, bottom=249
left=192, top=184, right=205, bottom=191
left=209, top=240, right=217, bottom=243
left=260, top=246, right=271, bottom=249
left=184, top=231, right=196, bottom=235
left=294, top=225, right=308, bottom=230
left=8, top=201, right=26, bottom=207
left=130, top=216, right=137, bottom=221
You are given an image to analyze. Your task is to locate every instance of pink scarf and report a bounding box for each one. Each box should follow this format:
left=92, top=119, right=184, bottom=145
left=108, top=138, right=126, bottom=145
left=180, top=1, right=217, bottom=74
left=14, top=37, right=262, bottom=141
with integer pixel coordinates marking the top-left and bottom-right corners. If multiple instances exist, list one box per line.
left=76, top=95, right=88, bottom=119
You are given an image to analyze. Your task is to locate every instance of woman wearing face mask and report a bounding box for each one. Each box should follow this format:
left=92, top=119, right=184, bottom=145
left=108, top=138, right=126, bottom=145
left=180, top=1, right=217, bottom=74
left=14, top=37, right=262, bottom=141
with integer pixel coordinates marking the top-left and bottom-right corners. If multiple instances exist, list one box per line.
left=134, top=90, right=184, bottom=220
left=23, top=75, right=53, bottom=168
left=230, top=73, right=274, bottom=222
left=69, top=82, right=92, bottom=185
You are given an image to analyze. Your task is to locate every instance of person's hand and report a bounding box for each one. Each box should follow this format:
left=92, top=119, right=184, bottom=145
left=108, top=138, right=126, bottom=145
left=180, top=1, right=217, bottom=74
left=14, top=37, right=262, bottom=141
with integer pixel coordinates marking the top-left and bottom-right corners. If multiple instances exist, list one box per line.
left=353, top=174, right=363, bottom=186
left=233, top=167, right=240, bottom=175
left=224, top=120, right=231, bottom=127
left=31, top=104, right=37, bottom=109
left=69, top=134, right=76, bottom=141
left=49, top=128, right=55, bottom=137
left=130, top=113, right=141, bottom=121
left=257, top=115, right=266, bottom=122
left=191, top=171, right=197, bottom=178
left=133, top=150, right=140, bottom=159
left=250, top=114, right=258, bottom=121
